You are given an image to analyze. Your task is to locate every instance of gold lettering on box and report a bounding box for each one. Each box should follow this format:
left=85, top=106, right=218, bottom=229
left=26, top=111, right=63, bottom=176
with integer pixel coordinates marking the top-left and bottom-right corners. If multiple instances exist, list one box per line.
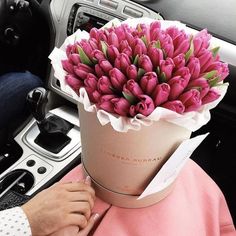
left=101, top=148, right=161, bottom=165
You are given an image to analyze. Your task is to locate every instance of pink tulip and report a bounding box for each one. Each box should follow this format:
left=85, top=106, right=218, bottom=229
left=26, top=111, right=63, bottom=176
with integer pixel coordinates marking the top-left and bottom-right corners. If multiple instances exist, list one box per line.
left=205, top=61, right=229, bottom=82
left=97, top=76, right=113, bottom=94
left=92, top=49, right=106, bottom=62
left=173, top=67, right=191, bottom=82
left=112, top=97, right=130, bottom=116
left=125, top=31, right=135, bottom=46
left=138, top=55, right=153, bottom=72
left=152, top=83, right=170, bottom=106
left=107, top=45, right=120, bottom=64
left=99, top=59, right=113, bottom=75
left=130, top=95, right=155, bottom=117
left=90, top=28, right=100, bottom=41
left=179, top=89, right=202, bottom=112
left=97, top=30, right=108, bottom=43
left=198, top=48, right=213, bottom=72
left=159, top=58, right=175, bottom=80
left=79, top=39, right=98, bottom=59
left=168, top=76, right=189, bottom=100
left=95, top=64, right=105, bottom=78
left=84, top=73, right=98, bottom=91
left=166, top=26, right=181, bottom=40
left=107, top=31, right=119, bottom=48
left=173, top=53, right=185, bottom=69
left=114, top=25, right=127, bottom=42
left=69, top=53, right=81, bottom=65
left=86, top=89, right=101, bottom=104
left=109, top=68, right=127, bottom=91
left=66, top=44, right=77, bottom=57
left=140, top=72, right=158, bottom=95
left=150, top=21, right=161, bottom=41
left=193, top=29, right=211, bottom=56
left=98, top=94, right=118, bottom=113
left=162, top=100, right=185, bottom=114
left=65, top=74, right=83, bottom=91
left=74, top=63, right=94, bottom=80
left=159, top=33, right=174, bottom=58
left=135, top=23, right=150, bottom=43
left=187, top=57, right=201, bottom=80
left=123, top=79, right=143, bottom=97
left=202, top=88, right=220, bottom=105
left=114, top=53, right=131, bottom=73
left=119, top=40, right=129, bottom=52
left=147, top=46, right=163, bottom=68
left=187, top=77, right=210, bottom=98
left=132, top=38, right=147, bottom=56
left=62, top=60, right=74, bottom=74
left=173, top=33, right=190, bottom=57
left=126, top=65, right=138, bottom=81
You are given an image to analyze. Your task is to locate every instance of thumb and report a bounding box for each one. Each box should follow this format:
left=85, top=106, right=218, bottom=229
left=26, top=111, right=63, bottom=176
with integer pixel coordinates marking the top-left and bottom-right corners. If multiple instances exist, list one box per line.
left=77, top=213, right=100, bottom=236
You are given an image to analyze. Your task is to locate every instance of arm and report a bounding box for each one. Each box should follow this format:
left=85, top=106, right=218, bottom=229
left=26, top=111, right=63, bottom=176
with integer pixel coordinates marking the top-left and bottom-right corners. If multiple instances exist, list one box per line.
left=0, top=207, right=31, bottom=236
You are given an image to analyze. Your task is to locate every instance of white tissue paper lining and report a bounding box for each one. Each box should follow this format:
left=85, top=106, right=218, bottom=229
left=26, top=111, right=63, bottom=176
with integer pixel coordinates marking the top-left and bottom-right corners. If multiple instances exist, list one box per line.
left=49, top=17, right=228, bottom=133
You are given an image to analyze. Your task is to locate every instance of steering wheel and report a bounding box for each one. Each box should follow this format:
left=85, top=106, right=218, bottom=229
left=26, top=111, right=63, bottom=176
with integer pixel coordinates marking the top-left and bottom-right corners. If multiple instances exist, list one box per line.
left=0, top=0, right=32, bottom=46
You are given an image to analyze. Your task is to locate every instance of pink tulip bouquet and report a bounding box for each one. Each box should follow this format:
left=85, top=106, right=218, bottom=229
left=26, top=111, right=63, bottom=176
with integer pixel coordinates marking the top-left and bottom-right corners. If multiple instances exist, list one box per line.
left=50, top=18, right=229, bottom=132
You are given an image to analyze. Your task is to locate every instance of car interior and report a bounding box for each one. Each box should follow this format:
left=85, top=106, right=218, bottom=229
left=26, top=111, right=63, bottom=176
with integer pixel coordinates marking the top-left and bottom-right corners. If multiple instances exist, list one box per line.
left=0, top=0, right=235, bottom=226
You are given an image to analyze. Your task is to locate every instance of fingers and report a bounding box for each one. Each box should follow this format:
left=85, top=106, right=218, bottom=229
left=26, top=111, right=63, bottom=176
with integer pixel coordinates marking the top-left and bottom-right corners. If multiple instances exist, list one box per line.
left=68, top=201, right=91, bottom=220
left=65, top=213, right=88, bottom=229
left=77, top=213, right=100, bottom=236
left=63, top=182, right=95, bottom=198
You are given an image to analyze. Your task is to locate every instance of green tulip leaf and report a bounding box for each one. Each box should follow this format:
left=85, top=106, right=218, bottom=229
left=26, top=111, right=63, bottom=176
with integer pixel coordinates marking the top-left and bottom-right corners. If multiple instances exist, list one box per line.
left=154, top=40, right=161, bottom=49
left=160, top=72, right=167, bottom=83
left=77, top=46, right=93, bottom=66
left=141, top=36, right=148, bottom=46
left=137, top=68, right=145, bottom=80
left=133, top=55, right=139, bottom=65
left=185, top=35, right=194, bottom=62
left=122, top=92, right=138, bottom=105
left=211, top=46, right=220, bottom=58
left=209, top=76, right=220, bottom=87
left=204, top=70, right=217, bottom=79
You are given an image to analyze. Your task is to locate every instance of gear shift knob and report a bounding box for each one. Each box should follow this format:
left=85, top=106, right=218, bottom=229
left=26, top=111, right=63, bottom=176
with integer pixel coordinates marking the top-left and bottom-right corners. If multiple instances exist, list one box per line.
left=27, top=87, right=48, bottom=123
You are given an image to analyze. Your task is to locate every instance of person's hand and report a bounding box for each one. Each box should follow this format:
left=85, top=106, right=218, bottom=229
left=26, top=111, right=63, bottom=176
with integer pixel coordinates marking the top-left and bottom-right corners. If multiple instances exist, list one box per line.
left=22, top=179, right=96, bottom=236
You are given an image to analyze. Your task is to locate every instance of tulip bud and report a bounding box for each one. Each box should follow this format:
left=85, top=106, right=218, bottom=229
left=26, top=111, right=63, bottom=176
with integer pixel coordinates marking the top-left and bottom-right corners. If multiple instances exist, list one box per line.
left=109, top=68, right=127, bottom=91
left=92, top=49, right=106, bottom=62
left=123, top=79, right=143, bottom=97
left=202, top=88, right=220, bottom=105
left=69, top=53, right=81, bottom=65
left=62, top=60, right=74, bottom=74
left=132, top=38, right=147, bottom=56
left=205, top=61, right=229, bottom=82
left=173, top=53, right=185, bottom=69
left=187, top=77, right=210, bottom=98
left=74, top=63, right=94, bottom=80
left=84, top=73, right=98, bottom=91
left=126, top=65, right=138, bottom=81
left=168, top=76, right=188, bottom=100
left=159, top=58, right=175, bottom=80
left=173, top=38, right=190, bottom=57
left=79, top=39, right=97, bottom=60
left=86, top=89, right=101, bottom=104
left=140, top=72, right=158, bottom=95
left=193, top=29, right=211, bottom=56
left=173, top=67, right=191, bottom=82
left=147, top=46, right=163, bottom=68
left=152, top=83, right=170, bottom=106
left=90, top=28, right=100, bottom=41
left=150, top=21, right=161, bottom=41
left=198, top=48, right=213, bottom=73
left=99, top=59, right=113, bottom=75
left=159, top=33, right=174, bottom=58
left=114, top=53, right=131, bottom=73
left=138, top=55, right=153, bottom=72
left=179, top=89, right=202, bottom=112
left=112, top=97, right=131, bottom=116
left=97, top=76, right=113, bottom=94
left=107, top=45, right=120, bottom=64
left=130, top=95, right=155, bottom=117
left=66, top=44, right=77, bottom=57
left=162, top=100, right=185, bottom=114
left=65, top=74, right=83, bottom=91
left=107, top=31, right=119, bottom=48
left=98, top=94, right=118, bottom=113
left=187, top=57, right=201, bottom=80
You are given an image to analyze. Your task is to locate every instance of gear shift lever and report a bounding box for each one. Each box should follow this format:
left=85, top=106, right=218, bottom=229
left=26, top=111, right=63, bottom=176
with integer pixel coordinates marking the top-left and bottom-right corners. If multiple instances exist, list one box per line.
left=26, top=87, right=73, bottom=153
left=27, top=87, right=48, bottom=124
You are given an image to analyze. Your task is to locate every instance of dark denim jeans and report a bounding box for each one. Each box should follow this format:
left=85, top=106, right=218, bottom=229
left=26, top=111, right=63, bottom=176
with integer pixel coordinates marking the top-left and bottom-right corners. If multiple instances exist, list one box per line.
left=0, top=71, right=43, bottom=129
